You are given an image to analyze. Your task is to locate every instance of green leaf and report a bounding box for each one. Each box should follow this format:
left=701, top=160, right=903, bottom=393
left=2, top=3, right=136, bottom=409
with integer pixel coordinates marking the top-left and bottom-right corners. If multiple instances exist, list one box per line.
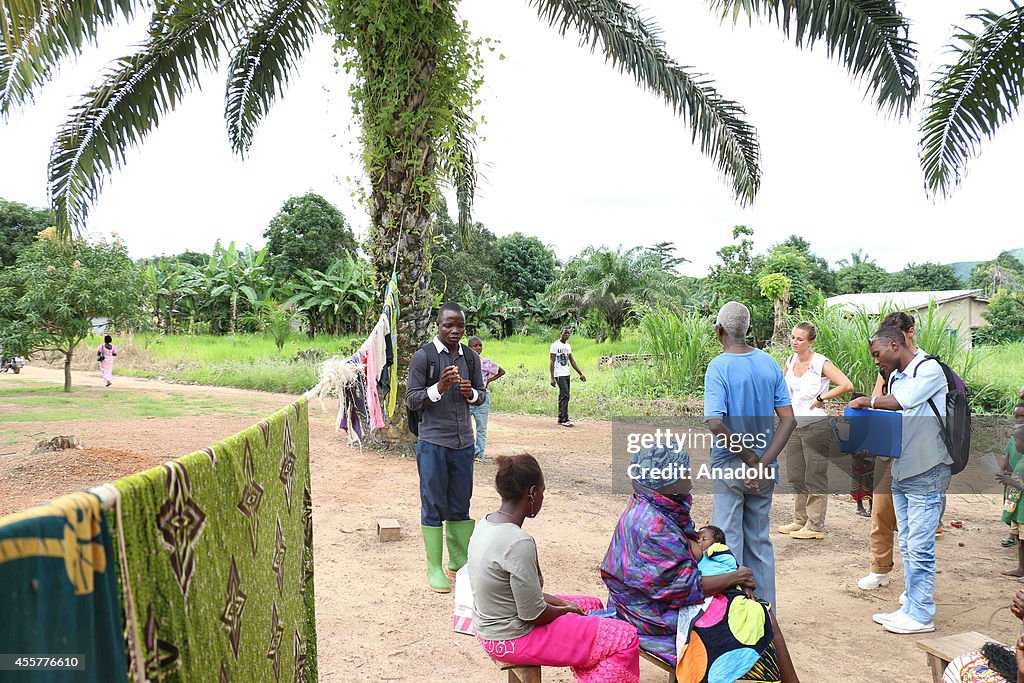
left=920, top=4, right=1024, bottom=198
left=529, top=0, right=761, bottom=205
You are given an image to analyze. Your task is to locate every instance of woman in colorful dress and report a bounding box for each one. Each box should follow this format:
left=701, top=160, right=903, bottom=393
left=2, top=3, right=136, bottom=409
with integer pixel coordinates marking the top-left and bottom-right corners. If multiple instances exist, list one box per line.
left=601, top=445, right=801, bottom=683
left=97, top=335, right=118, bottom=387
left=777, top=322, right=854, bottom=540
left=468, top=453, right=641, bottom=682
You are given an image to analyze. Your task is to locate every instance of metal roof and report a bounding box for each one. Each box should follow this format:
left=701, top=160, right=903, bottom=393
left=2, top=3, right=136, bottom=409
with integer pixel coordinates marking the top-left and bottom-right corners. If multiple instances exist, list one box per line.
left=824, top=289, right=985, bottom=314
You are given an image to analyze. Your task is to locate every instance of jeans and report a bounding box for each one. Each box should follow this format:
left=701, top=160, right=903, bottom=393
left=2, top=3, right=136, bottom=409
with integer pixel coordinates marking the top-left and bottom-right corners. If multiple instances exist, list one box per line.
left=891, top=463, right=952, bottom=625
left=711, top=466, right=777, bottom=609
left=556, top=376, right=571, bottom=423
left=416, top=439, right=474, bottom=527
left=469, top=395, right=490, bottom=459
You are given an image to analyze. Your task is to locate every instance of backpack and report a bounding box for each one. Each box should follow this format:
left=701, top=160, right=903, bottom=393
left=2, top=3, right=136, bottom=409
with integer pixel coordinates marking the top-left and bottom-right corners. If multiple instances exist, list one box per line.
left=406, top=343, right=479, bottom=436
left=912, top=355, right=971, bottom=475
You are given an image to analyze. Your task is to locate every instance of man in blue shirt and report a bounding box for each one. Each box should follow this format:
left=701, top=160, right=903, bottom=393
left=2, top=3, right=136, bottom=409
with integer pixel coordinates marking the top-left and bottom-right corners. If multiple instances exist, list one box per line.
left=848, top=325, right=951, bottom=635
left=704, top=302, right=796, bottom=610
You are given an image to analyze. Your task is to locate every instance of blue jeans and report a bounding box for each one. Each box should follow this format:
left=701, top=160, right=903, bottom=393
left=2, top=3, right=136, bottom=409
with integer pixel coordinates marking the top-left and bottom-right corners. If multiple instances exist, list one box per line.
left=416, top=439, right=475, bottom=527
left=469, top=395, right=490, bottom=459
left=711, top=465, right=778, bottom=609
left=891, top=463, right=951, bottom=624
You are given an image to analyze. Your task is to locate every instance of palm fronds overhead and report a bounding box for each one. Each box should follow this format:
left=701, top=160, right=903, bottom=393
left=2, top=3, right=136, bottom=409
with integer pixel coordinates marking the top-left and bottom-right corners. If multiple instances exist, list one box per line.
left=225, top=0, right=325, bottom=156
left=529, top=0, right=761, bottom=206
left=920, top=3, right=1024, bottom=197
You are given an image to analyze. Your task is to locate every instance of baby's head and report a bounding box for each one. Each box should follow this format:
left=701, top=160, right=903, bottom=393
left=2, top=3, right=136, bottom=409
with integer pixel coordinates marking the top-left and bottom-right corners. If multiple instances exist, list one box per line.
left=697, top=525, right=726, bottom=552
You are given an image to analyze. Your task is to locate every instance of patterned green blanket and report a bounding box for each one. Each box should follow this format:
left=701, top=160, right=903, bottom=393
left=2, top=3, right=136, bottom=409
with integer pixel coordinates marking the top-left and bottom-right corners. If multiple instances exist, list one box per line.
left=110, top=399, right=317, bottom=682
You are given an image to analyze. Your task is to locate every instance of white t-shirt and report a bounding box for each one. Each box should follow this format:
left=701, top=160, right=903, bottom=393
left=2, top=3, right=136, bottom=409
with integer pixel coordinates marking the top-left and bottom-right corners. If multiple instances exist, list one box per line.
left=550, top=340, right=572, bottom=377
left=784, top=352, right=830, bottom=425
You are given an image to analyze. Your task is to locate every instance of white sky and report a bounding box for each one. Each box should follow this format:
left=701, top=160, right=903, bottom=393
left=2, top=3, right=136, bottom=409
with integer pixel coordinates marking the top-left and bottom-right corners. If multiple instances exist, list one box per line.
left=0, top=0, right=1020, bottom=277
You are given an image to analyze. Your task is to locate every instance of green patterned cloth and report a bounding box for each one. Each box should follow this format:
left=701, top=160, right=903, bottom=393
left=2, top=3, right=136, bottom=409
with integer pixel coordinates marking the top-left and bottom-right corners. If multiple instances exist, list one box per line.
left=109, top=399, right=317, bottom=683
left=0, top=492, right=128, bottom=682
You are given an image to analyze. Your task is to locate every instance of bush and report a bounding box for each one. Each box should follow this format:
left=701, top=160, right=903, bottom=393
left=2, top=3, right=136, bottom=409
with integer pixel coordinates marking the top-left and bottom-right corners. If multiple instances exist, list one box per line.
left=617, top=307, right=717, bottom=397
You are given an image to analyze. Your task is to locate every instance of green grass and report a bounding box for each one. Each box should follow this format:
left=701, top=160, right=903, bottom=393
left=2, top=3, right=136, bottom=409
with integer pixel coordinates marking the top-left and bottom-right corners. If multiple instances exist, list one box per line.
left=60, top=330, right=1024, bottom=418
left=0, top=382, right=236, bottom=423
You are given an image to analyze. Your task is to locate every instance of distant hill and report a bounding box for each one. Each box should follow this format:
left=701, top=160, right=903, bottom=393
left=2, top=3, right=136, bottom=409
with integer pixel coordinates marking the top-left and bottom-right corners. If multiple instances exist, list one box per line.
left=948, top=248, right=1024, bottom=282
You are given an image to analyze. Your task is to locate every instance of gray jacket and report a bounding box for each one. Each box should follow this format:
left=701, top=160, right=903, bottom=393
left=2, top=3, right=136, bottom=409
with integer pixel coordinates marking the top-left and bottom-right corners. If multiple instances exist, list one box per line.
left=406, top=338, right=487, bottom=449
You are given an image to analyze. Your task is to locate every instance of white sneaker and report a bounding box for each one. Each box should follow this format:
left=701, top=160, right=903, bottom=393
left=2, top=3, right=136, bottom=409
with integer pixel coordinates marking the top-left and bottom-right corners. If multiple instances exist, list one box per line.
left=882, top=611, right=934, bottom=634
left=858, top=573, right=891, bottom=590
left=899, top=591, right=907, bottom=606
left=872, top=609, right=903, bottom=625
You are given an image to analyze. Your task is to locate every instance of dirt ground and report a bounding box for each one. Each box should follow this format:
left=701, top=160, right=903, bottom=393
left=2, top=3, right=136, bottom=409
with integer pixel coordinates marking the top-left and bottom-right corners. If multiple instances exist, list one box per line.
left=1, top=365, right=1019, bottom=682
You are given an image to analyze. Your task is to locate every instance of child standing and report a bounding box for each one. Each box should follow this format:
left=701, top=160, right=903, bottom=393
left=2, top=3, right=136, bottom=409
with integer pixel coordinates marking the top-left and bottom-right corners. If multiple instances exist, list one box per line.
left=1000, top=424, right=1024, bottom=576
left=467, top=337, right=504, bottom=464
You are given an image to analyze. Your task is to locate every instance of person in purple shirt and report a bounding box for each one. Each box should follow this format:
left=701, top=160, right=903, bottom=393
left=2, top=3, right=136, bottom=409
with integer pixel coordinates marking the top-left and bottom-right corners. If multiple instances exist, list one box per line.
left=704, top=302, right=796, bottom=611
left=468, top=336, right=505, bottom=464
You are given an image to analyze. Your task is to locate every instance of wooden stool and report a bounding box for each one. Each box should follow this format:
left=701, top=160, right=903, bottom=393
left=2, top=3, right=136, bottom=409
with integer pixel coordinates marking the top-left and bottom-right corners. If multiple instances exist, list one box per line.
left=640, top=649, right=678, bottom=683
left=494, top=660, right=541, bottom=682
left=916, top=631, right=999, bottom=683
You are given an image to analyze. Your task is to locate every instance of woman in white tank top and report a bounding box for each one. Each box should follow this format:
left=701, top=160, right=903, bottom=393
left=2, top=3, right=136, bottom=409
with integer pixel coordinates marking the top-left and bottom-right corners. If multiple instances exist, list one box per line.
left=778, top=322, right=854, bottom=539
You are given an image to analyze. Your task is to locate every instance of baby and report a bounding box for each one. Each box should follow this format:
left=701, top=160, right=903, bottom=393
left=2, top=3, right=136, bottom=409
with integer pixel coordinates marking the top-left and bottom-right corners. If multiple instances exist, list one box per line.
left=695, top=525, right=737, bottom=577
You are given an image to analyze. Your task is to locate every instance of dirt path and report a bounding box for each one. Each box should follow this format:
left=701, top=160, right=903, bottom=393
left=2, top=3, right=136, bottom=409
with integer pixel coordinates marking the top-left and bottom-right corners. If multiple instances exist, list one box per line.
left=1, top=366, right=1018, bottom=682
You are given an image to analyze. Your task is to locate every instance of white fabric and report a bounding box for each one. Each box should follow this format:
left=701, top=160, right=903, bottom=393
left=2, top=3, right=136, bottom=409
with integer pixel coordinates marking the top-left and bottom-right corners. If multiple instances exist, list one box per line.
left=785, top=352, right=830, bottom=426
left=550, top=340, right=572, bottom=377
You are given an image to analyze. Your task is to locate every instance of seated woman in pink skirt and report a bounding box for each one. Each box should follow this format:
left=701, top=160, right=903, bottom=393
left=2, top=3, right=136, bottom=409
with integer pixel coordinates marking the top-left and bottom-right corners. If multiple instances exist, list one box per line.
left=468, top=453, right=640, bottom=682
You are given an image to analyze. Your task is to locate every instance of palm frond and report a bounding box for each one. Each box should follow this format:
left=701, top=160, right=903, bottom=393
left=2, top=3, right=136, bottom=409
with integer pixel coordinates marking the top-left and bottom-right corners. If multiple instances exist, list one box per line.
left=0, top=0, right=137, bottom=115
left=435, top=106, right=478, bottom=239
left=224, top=0, right=323, bottom=155
left=920, top=4, right=1024, bottom=198
left=708, top=0, right=918, bottom=116
left=529, top=0, right=761, bottom=206
left=47, top=0, right=249, bottom=238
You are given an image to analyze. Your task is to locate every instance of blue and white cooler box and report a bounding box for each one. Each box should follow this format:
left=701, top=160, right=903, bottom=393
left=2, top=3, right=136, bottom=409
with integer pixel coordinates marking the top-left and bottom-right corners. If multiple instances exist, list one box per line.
left=837, top=407, right=903, bottom=457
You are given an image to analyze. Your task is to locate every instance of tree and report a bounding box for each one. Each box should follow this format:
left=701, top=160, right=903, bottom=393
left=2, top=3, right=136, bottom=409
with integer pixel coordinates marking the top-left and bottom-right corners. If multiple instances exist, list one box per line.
left=646, top=241, right=689, bottom=274
left=968, top=251, right=1024, bottom=295
left=883, top=262, right=963, bottom=292
left=203, top=241, right=269, bottom=334
left=975, top=291, right=1024, bottom=345
left=263, top=193, right=357, bottom=282
left=493, top=233, right=557, bottom=303
left=921, top=5, right=1024, bottom=197
left=775, top=235, right=836, bottom=296
left=835, top=250, right=889, bottom=294
left=701, top=225, right=772, bottom=341
left=0, top=199, right=54, bottom=267
left=3, top=0, right=918, bottom=441
left=0, top=234, right=149, bottom=391
left=758, top=272, right=791, bottom=346
left=757, top=246, right=812, bottom=311
left=548, top=246, right=683, bottom=341
left=428, top=200, right=498, bottom=300
left=284, top=254, right=374, bottom=336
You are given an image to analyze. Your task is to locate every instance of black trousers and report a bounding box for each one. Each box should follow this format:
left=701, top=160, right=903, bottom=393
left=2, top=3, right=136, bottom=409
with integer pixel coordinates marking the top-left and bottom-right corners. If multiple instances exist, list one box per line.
left=556, top=376, right=571, bottom=423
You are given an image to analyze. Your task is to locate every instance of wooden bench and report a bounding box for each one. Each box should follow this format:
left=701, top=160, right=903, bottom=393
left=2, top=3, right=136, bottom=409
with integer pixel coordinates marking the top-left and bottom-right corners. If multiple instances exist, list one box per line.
left=494, top=649, right=676, bottom=682
left=916, top=631, right=1001, bottom=683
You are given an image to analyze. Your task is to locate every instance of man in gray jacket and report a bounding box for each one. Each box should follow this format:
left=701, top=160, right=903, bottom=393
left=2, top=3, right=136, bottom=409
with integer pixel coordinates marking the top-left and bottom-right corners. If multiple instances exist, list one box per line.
left=406, top=302, right=487, bottom=592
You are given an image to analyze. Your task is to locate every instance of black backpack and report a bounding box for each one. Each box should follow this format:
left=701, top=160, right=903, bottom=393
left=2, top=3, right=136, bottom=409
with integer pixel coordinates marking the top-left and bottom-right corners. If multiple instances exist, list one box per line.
left=406, top=343, right=478, bottom=436
left=912, top=355, right=971, bottom=475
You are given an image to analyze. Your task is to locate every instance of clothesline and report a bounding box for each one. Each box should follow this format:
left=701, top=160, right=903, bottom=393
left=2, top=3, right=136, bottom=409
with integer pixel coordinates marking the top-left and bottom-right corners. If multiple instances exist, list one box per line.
left=306, top=274, right=400, bottom=446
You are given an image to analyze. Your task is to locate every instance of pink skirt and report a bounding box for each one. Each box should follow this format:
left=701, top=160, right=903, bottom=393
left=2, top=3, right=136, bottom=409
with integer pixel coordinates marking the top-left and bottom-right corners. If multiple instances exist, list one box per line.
left=478, top=595, right=639, bottom=683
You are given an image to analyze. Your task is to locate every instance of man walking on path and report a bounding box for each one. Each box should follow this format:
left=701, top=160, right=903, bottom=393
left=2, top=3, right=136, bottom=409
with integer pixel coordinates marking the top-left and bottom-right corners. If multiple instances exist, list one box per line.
left=550, top=327, right=586, bottom=427
left=849, top=326, right=952, bottom=635
left=704, top=302, right=796, bottom=610
left=406, top=302, right=488, bottom=593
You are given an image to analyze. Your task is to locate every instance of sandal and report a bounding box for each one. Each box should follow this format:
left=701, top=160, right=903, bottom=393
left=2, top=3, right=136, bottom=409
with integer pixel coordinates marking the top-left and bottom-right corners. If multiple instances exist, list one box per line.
left=1002, top=536, right=1019, bottom=548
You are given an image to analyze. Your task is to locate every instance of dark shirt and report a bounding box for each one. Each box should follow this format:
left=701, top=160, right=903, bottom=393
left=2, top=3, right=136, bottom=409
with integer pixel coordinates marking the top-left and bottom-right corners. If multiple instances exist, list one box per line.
left=406, top=338, right=487, bottom=449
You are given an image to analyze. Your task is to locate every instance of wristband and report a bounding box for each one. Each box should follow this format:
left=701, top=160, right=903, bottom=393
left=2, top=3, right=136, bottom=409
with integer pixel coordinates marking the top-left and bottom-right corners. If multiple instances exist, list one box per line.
left=870, top=396, right=876, bottom=409
left=816, top=394, right=824, bottom=403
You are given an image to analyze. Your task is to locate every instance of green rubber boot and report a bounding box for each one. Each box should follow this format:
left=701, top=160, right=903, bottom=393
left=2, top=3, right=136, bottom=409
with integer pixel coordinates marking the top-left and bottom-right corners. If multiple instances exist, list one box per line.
left=421, top=525, right=451, bottom=593
left=445, top=519, right=476, bottom=574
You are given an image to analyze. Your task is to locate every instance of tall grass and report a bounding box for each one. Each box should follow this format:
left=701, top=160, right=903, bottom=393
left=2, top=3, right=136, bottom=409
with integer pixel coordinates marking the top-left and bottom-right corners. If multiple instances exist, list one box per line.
left=796, top=302, right=1000, bottom=412
left=616, top=307, right=717, bottom=397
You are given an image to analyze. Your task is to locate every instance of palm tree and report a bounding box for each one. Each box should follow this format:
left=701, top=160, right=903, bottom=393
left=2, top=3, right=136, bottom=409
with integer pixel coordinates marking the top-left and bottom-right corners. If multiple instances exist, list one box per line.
left=548, top=246, right=685, bottom=341
left=1, top=0, right=918, bottom=436
left=920, top=4, right=1024, bottom=197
